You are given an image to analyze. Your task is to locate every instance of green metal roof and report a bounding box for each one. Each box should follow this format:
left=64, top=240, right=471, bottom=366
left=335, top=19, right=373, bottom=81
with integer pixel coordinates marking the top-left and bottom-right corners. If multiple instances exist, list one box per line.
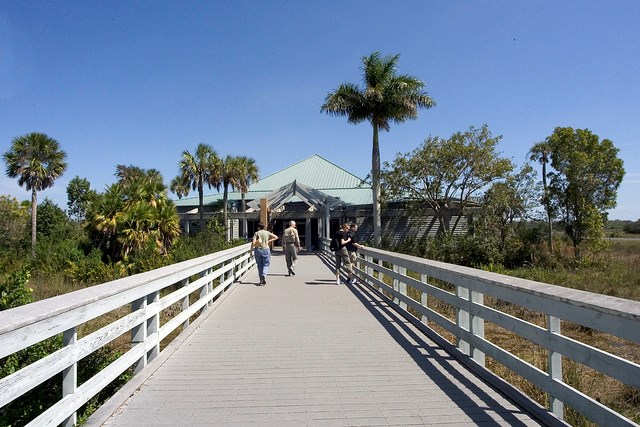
left=173, top=154, right=373, bottom=207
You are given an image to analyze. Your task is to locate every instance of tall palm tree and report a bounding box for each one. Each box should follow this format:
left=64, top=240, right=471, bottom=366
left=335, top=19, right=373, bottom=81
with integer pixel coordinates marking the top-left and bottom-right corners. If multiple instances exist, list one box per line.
left=529, top=141, right=554, bottom=252
left=220, top=155, right=241, bottom=242
left=235, top=156, right=259, bottom=238
left=3, top=132, right=67, bottom=256
left=171, top=144, right=221, bottom=228
left=321, top=52, right=435, bottom=246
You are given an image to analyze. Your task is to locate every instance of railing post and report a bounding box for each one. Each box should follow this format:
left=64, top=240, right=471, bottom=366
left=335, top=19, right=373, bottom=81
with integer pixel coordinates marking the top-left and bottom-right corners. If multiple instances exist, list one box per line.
left=420, top=273, right=429, bottom=324
left=398, top=266, right=407, bottom=311
left=131, top=297, right=147, bottom=374
left=200, top=268, right=210, bottom=312
left=393, top=264, right=400, bottom=306
left=147, top=291, right=160, bottom=363
left=62, top=327, right=77, bottom=427
left=181, top=278, right=190, bottom=329
left=456, top=285, right=471, bottom=356
left=365, top=254, right=373, bottom=286
left=376, top=258, right=384, bottom=293
left=470, top=290, right=485, bottom=366
left=548, top=314, right=564, bottom=419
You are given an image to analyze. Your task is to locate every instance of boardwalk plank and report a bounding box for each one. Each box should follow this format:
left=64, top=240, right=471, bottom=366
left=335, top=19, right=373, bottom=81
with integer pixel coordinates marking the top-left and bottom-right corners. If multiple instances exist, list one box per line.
left=96, top=251, right=546, bottom=427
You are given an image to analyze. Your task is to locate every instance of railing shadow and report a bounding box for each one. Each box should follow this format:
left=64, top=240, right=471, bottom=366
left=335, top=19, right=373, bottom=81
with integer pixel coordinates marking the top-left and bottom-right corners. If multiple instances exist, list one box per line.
left=345, top=280, right=548, bottom=425
left=315, top=250, right=553, bottom=426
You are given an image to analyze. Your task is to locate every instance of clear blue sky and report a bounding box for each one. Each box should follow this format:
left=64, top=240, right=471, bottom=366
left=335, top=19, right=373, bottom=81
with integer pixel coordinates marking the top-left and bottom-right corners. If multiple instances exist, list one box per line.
left=1, top=1, right=639, bottom=219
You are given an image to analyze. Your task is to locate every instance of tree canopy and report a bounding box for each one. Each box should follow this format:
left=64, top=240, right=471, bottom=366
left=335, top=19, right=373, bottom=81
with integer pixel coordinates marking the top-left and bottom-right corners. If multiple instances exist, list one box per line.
left=321, top=52, right=435, bottom=246
left=85, top=166, right=180, bottom=262
left=66, top=176, right=98, bottom=222
left=171, top=143, right=222, bottom=228
left=3, top=132, right=67, bottom=256
left=382, top=125, right=513, bottom=234
left=545, top=127, right=625, bottom=257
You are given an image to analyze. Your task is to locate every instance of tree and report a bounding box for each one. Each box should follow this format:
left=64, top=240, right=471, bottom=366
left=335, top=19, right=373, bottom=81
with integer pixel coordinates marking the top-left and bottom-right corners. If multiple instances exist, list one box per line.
left=171, top=144, right=221, bottom=228
left=3, top=132, right=67, bottom=256
left=0, top=195, right=29, bottom=252
left=66, top=176, right=98, bottom=222
left=220, top=155, right=240, bottom=242
left=85, top=166, right=180, bottom=261
left=36, top=198, right=72, bottom=239
left=479, top=164, right=540, bottom=250
left=546, top=127, right=625, bottom=258
left=528, top=141, right=554, bottom=252
left=234, top=156, right=259, bottom=238
left=321, top=52, right=435, bottom=246
left=382, top=125, right=513, bottom=235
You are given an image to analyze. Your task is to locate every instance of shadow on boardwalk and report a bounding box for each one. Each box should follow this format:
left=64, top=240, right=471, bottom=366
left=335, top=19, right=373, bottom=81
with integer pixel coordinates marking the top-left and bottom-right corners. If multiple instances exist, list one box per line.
left=92, top=250, right=548, bottom=426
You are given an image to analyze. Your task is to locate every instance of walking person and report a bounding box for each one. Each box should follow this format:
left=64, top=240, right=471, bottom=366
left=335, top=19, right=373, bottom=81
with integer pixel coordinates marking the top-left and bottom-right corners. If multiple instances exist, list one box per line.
left=283, top=220, right=301, bottom=276
left=346, top=222, right=364, bottom=284
left=253, top=223, right=278, bottom=285
left=333, top=223, right=353, bottom=284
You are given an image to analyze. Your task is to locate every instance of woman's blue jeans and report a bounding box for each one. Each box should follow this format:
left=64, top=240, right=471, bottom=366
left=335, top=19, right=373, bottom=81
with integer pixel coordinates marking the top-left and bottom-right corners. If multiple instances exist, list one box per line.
left=254, top=247, right=271, bottom=280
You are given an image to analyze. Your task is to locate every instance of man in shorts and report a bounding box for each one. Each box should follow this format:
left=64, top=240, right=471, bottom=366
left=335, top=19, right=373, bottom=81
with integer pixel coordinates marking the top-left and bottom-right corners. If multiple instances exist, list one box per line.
left=333, top=223, right=352, bottom=284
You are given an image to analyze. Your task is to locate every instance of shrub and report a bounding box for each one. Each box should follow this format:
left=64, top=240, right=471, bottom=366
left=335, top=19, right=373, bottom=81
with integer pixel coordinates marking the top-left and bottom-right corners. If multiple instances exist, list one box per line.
left=0, top=265, right=32, bottom=310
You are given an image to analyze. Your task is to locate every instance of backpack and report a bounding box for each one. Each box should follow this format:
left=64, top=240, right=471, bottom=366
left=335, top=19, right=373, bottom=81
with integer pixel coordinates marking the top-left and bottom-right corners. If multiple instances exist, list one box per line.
left=329, top=236, right=339, bottom=251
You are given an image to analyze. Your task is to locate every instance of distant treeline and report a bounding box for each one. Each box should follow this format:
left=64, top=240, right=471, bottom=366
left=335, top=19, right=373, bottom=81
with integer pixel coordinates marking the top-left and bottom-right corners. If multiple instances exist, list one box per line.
left=607, top=219, right=640, bottom=234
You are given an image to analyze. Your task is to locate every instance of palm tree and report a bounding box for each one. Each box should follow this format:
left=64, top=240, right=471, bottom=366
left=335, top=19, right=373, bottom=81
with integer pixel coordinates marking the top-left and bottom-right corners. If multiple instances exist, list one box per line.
left=86, top=167, right=181, bottom=261
left=3, top=132, right=67, bottom=256
left=529, top=141, right=554, bottom=252
left=321, top=52, right=435, bottom=246
left=154, top=200, right=181, bottom=254
left=235, top=156, right=259, bottom=238
left=220, top=155, right=241, bottom=242
left=171, top=144, right=221, bottom=228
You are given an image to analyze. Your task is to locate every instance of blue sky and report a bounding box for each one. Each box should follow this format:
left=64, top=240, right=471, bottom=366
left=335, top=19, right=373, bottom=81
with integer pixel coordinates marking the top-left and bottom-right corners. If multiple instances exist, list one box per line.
left=1, top=1, right=639, bottom=219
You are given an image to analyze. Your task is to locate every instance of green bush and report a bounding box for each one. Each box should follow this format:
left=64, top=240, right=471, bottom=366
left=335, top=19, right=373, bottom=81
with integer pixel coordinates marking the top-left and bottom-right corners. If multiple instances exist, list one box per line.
left=0, top=266, right=32, bottom=311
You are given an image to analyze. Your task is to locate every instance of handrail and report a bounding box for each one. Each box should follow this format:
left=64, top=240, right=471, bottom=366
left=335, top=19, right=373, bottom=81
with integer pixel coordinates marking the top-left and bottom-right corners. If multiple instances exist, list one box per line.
left=0, top=243, right=254, bottom=427
left=319, top=238, right=640, bottom=426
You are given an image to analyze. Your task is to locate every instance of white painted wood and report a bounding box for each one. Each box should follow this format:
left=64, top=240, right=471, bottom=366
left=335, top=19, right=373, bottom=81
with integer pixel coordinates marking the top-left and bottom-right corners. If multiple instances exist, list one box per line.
left=61, top=327, right=77, bottom=427
left=0, top=243, right=254, bottom=425
left=349, top=244, right=640, bottom=426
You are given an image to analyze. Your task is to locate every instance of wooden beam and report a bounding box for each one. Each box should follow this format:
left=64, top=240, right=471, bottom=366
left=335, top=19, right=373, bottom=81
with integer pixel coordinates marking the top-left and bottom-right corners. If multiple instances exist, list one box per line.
left=260, top=198, right=268, bottom=226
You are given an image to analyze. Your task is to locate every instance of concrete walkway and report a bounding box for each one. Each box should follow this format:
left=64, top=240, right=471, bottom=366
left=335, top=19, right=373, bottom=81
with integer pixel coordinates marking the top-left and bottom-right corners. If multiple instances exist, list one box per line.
left=96, top=250, right=544, bottom=426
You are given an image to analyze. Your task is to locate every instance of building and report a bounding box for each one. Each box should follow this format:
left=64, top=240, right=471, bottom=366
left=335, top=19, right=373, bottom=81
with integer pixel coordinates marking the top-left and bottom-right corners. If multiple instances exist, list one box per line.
left=174, top=154, right=469, bottom=250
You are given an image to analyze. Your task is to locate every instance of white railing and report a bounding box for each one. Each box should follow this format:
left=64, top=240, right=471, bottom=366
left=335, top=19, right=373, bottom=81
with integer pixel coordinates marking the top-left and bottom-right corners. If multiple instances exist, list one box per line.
left=320, top=239, right=640, bottom=427
left=0, top=243, right=254, bottom=427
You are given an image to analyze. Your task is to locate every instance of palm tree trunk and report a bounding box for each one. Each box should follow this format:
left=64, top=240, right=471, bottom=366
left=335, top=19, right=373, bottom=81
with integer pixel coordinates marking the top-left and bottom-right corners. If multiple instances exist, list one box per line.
left=31, top=189, right=37, bottom=258
left=242, top=193, right=247, bottom=239
left=223, top=184, right=229, bottom=242
left=198, top=182, right=204, bottom=228
left=542, top=163, right=553, bottom=252
left=372, top=124, right=381, bottom=246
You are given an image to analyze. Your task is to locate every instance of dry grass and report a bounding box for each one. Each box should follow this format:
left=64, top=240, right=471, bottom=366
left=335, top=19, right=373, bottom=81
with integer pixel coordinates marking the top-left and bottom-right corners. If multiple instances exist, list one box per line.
left=394, top=247, right=640, bottom=426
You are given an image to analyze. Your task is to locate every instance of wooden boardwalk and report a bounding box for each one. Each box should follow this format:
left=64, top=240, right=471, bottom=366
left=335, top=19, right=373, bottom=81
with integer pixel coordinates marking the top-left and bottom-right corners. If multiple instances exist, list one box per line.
left=91, top=251, right=545, bottom=427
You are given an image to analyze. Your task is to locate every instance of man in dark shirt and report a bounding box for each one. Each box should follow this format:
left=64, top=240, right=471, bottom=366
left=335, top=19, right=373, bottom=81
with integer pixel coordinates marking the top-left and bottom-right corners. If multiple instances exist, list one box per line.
left=333, top=223, right=352, bottom=284
left=346, top=223, right=364, bottom=284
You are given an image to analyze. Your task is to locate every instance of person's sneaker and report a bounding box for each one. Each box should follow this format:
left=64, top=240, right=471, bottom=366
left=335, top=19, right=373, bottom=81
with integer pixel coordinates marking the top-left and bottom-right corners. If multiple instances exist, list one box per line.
left=291, top=270, right=295, bottom=276
left=336, top=279, right=340, bottom=285
left=350, top=278, right=357, bottom=284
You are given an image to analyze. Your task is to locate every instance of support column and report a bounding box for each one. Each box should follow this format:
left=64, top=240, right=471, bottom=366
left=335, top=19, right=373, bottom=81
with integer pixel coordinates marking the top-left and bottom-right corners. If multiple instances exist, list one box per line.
left=305, top=219, right=312, bottom=251
left=260, top=198, right=268, bottom=226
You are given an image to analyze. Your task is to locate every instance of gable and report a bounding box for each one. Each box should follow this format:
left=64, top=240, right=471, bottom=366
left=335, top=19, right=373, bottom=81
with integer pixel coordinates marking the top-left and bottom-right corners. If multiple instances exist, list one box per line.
left=249, top=155, right=367, bottom=191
